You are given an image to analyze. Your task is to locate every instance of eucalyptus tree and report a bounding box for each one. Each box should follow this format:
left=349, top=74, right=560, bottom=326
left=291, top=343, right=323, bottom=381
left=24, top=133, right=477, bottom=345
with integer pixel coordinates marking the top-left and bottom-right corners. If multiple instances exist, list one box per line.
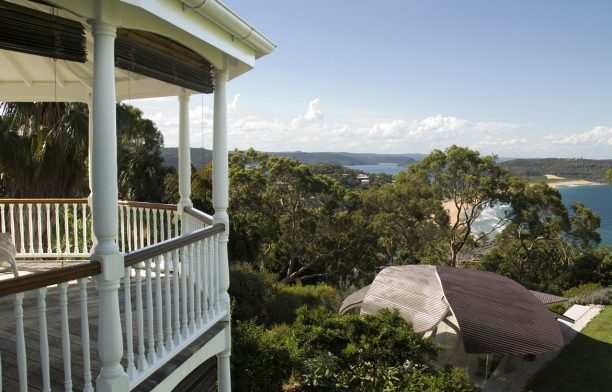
left=408, top=145, right=515, bottom=266
left=227, top=149, right=378, bottom=284
left=481, top=182, right=603, bottom=293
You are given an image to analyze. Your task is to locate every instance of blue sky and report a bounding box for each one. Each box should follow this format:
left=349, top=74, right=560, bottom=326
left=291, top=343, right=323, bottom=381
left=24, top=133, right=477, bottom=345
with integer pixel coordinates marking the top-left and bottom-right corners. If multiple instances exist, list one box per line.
left=133, top=0, right=612, bottom=158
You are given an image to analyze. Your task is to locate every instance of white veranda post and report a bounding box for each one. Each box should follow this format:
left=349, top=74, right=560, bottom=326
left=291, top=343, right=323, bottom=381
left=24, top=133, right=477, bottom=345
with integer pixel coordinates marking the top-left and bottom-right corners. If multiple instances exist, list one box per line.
left=178, top=89, right=193, bottom=219
left=90, top=15, right=129, bottom=392
left=213, top=65, right=231, bottom=392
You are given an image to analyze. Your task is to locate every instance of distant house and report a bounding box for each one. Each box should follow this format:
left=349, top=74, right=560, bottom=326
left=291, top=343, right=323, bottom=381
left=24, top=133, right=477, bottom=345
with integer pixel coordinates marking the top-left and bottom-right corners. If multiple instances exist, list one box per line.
left=356, top=173, right=370, bottom=185
left=340, top=265, right=566, bottom=389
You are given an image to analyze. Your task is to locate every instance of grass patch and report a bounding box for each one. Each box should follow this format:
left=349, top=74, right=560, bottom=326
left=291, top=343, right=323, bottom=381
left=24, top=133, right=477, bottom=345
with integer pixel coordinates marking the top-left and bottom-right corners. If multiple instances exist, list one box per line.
left=526, top=306, right=612, bottom=391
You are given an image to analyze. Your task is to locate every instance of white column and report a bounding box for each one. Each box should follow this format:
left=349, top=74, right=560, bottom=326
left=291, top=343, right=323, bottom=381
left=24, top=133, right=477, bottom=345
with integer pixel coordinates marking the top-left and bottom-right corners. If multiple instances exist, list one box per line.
left=178, top=89, right=193, bottom=214
left=212, top=66, right=231, bottom=392
left=90, top=18, right=129, bottom=392
left=87, top=96, right=98, bottom=248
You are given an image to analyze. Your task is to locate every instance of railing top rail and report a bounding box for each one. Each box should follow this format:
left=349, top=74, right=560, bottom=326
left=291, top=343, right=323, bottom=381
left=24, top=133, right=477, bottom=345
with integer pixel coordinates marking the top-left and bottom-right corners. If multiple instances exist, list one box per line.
left=0, top=261, right=101, bottom=298
left=124, top=223, right=225, bottom=267
left=0, top=198, right=88, bottom=204
left=184, top=206, right=214, bottom=225
left=118, top=200, right=178, bottom=211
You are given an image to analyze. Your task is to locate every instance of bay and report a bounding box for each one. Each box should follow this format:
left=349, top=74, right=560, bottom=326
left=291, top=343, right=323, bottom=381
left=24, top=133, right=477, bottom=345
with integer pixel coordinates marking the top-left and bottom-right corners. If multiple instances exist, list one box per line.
left=557, top=184, right=612, bottom=245
left=347, top=163, right=611, bottom=245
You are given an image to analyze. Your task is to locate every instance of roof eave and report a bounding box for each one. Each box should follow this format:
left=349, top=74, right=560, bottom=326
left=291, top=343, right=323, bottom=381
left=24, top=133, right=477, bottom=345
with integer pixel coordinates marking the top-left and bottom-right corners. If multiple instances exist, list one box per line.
left=179, top=0, right=276, bottom=59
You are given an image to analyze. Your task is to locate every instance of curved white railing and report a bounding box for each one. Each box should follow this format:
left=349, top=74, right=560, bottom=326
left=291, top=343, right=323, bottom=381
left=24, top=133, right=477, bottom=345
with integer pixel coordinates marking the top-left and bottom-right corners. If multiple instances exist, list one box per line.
left=0, top=199, right=182, bottom=260
left=0, top=199, right=224, bottom=391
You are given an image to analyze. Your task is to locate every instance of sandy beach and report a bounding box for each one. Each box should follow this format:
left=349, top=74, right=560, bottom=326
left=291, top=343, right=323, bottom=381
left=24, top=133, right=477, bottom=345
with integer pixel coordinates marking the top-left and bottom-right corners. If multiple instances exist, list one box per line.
left=547, top=179, right=602, bottom=188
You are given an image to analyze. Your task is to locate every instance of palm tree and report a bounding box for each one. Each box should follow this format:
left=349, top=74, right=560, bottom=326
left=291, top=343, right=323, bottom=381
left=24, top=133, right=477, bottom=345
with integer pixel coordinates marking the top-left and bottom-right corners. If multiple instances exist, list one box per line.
left=0, top=102, right=89, bottom=197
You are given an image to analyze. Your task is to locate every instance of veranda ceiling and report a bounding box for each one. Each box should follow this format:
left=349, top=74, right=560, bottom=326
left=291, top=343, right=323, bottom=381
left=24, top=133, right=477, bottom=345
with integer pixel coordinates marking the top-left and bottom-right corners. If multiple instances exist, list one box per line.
left=0, top=0, right=275, bottom=102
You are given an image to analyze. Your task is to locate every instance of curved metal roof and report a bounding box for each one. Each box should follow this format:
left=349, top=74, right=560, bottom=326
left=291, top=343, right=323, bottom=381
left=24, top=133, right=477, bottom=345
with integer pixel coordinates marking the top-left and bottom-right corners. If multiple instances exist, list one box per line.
left=340, top=265, right=564, bottom=355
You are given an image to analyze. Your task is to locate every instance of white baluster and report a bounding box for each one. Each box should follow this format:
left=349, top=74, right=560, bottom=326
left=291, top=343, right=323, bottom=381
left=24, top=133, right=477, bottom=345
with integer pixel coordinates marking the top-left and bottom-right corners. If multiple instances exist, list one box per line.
left=153, top=210, right=158, bottom=244
left=195, top=241, right=203, bottom=328
left=130, top=207, right=137, bottom=251
left=0, top=203, right=5, bottom=232
left=163, top=252, right=173, bottom=351
left=14, top=292, right=27, bottom=392
left=202, top=238, right=210, bottom=322
left=82, top=204, right=88, bottom=254
left=18, top=204, right=25, bottom=254
left=36, top=204, right=43, bottom=254
left=54, top=204, right=60, bottom=254
left=119, top=206, right=126, bottom=253
left=207, top=237, right=215, bottom=318
left=37, top=288, right=51, bottom=392
left=154, top=257, right=166, bottom=357
left=159, top=210, right=166, bottom=242
left=172, top=249, right=181, bottom=344
left=188, top=243, right=196, bottom=334
left=59, top=282, right=73, bottom=391
left=63, top=204, right=70, bottom=254
left=145, top=209, right=151, bottom=246
left=45, top=204, right=51, bottom=254
left=214, top=234, right=221, bottom=313
left=27, top=203, right=34, bottom=254
left=167, top=210, right=173, bottom=240
left=126, top=207, right=133, bottom=252
left=174, top=212, right=179, bottom=239
left=9, top=205, right=16, bottom=241
left=135, top=264, right=147, bottom=370
left=180, top=247, right=189, bottom=339
left=79, top=279, right=94, bottom=392
left=139, top=208, right=145, bottom=249
left=123, top=269, right=137, bottom=379
left=72, top=203, right=78, bottom=254
left=145, top=260, right=157, bottom=364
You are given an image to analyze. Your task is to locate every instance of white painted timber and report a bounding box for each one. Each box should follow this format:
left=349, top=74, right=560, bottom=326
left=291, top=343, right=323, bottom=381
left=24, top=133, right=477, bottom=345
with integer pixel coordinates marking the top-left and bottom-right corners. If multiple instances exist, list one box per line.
left=90, top=14, right=130, bottom=391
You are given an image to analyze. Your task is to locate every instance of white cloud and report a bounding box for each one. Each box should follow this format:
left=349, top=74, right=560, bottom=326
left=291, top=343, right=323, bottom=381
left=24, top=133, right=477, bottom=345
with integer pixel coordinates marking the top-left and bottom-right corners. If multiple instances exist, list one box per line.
left=548, top=126, right=612, bottom=145
left=136, top=97, right=593, bottom=156
left=227, top=94, right=240, bottom=114
left=291, top=98, right=323, bottom=127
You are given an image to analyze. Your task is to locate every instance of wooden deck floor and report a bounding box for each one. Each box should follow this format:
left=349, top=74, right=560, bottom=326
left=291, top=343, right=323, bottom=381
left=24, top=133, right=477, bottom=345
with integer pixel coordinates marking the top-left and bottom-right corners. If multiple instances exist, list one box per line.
left=0, top=263, right=207, bottom=391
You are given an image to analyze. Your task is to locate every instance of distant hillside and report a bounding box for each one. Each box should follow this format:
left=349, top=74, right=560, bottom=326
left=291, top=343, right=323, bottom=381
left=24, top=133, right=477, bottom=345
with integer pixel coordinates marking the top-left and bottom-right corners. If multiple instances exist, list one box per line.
left=162, top=148, right=212, bottom=169
left=269, top=151, right=418, bottom=166
left=162, top=148, right=421, bottom=169
left=502, top=158, right=612, bottom=182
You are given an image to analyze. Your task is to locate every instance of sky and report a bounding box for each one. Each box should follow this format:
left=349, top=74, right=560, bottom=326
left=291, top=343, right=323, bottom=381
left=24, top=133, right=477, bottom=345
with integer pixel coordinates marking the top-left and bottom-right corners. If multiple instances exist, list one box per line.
left=131, top=0, right=612, bottom=159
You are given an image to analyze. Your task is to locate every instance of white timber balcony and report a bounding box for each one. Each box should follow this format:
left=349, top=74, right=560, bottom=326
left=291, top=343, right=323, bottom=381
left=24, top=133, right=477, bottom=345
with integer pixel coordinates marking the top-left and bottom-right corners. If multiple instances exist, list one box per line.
left=0, top=198, right=227, bottom=391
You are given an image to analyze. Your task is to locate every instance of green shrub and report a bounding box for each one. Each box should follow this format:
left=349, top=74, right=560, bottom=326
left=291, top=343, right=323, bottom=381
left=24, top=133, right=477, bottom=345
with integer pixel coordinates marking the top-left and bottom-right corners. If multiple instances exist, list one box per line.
left=229, top=263, right=340, bottom=325
left=268, top=283, right=341, bottom=324
left=563, top=283, right=603, bottom=299
left=548, top=302, right=570, bottom=315
left=289, top=307, right=477, bottom=392
left=231, top=320, right=294, bottom=392
left=572, top=287, right=612, bottom=305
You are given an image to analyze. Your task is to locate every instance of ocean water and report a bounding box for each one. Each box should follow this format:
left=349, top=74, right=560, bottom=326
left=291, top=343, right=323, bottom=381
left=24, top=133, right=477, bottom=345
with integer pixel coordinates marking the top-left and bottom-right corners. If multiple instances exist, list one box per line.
left=558, top=184, right=612, bottom=245
left=474, top=184, right=612, bottom=245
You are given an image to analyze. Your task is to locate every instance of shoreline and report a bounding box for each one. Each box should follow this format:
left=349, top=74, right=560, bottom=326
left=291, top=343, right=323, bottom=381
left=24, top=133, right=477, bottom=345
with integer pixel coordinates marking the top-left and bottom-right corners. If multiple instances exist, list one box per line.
left=547, top=179, right=603, bottom=188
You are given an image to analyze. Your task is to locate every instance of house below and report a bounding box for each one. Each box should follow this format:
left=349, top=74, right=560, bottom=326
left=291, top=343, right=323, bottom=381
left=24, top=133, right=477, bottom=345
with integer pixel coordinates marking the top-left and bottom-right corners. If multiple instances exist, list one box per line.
left=340, top=265, right=567, bottom=389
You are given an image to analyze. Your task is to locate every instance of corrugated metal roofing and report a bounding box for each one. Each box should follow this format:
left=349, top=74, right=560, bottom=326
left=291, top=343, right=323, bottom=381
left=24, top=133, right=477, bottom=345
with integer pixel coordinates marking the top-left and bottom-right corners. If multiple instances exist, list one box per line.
left=339, top=265, right=565, bottom=355
left=360, top=265, right=448, bottom=333
left=339, top=284, right=370, bottom=314
left=529, top=290, right=567, bottom=305
left=436, top=266, right=564, bottom=354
